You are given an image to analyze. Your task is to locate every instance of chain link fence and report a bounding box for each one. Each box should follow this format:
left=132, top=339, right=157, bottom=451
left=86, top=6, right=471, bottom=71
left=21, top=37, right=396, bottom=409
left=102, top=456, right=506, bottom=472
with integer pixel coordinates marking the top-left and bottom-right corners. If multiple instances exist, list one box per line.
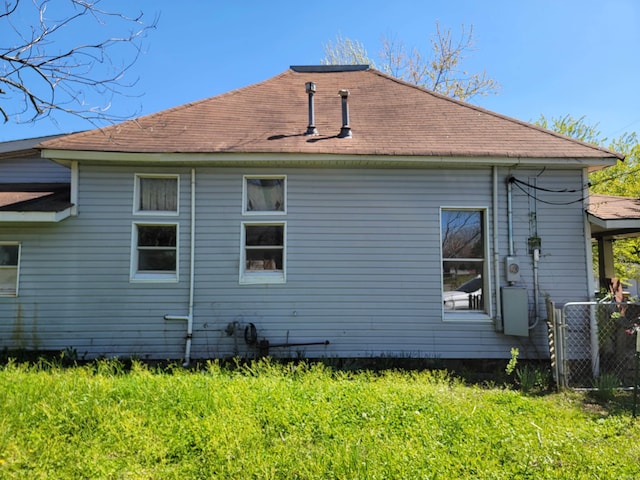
left=548, top=300, right=640, bottom=389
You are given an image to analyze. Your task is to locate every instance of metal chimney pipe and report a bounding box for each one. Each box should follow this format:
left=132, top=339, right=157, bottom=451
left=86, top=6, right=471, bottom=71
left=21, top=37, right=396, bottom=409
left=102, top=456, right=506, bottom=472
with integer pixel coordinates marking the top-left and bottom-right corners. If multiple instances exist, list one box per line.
left=305, top=82, right=318, bottom=135
left=338, top=89, right=352, bottom=138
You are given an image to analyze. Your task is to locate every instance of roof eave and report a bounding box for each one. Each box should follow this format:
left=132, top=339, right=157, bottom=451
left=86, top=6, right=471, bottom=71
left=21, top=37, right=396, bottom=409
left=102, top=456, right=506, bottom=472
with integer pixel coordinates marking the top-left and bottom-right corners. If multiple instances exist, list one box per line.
left=0, top=207, right=73, bottom=223
left=41, top=149, right=620, bottom=169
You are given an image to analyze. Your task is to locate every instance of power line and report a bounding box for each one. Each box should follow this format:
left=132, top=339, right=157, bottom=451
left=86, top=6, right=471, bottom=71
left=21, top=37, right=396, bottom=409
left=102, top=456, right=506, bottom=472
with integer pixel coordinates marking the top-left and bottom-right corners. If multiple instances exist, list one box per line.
left=589, top=164, right=640, bottom=189
left=509, top=176, right=587, bottom=206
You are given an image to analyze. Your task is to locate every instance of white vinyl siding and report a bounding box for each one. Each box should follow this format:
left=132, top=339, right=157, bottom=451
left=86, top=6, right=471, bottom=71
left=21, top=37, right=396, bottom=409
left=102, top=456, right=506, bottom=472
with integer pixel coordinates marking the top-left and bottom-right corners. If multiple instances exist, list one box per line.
left=0, top=156, right=70, bottom=183
left=0, top=165, right=589, bottom=361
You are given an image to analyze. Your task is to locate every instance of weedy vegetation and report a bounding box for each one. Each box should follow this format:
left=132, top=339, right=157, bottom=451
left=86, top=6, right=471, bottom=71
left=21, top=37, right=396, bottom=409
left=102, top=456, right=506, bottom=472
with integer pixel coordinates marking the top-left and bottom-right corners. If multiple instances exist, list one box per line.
left=0, top=357, right=639, bottom=479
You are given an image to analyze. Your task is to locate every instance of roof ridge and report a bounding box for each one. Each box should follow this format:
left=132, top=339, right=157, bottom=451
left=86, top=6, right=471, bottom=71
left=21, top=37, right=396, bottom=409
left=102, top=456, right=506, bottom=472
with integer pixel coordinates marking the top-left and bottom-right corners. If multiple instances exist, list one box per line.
left=290, top=65, right=370, bottom=73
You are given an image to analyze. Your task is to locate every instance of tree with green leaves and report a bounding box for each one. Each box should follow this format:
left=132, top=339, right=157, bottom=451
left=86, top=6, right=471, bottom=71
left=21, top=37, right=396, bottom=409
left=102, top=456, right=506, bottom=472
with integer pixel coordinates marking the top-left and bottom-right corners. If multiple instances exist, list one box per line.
left=321, top=22, right=499, bottom=101
left=0, top=0, right=156, bottom=125
left=538, top=114, right=640, bottom=283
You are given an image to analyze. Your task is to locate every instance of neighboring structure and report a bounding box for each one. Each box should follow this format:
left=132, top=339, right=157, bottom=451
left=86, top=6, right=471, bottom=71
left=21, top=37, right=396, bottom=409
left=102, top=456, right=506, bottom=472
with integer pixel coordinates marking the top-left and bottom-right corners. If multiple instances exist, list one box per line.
left=0, top=65, right=623, bottom=362
left=588, top=194, right=640, bottom=293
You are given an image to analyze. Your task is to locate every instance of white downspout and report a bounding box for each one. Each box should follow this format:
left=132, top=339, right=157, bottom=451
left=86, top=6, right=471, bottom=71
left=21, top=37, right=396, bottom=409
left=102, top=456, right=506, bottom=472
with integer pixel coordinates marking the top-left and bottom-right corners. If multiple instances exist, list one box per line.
left=164, top=168, right=196, bottom=366
left=493, top=167, right=502, bottom=331
left=185, top=168, right=196, bottom=365
left=70, top=161, right=79, bottom=216
left=583, top=169, right=599, bottom=377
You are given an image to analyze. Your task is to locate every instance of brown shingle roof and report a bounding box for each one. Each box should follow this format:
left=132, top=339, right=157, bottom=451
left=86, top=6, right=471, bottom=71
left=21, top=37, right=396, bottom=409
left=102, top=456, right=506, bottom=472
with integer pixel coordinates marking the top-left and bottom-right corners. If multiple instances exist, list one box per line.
left=40, top=66, right=623, bottom=161
left=588, top=194, right=640, bottom=221
left=0, top=184, right=72, bottom=212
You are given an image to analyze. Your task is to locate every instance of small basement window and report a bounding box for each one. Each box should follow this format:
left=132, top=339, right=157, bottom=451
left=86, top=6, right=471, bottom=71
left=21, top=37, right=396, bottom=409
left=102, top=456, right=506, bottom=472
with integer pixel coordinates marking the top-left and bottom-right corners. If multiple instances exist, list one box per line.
left=243, top=176, right=286, bottom=214
left=240, top=222, right=286, bottom=284
left=0, top=243, right=20, bottom=296
left=131, top=223, right=178, bottom=282
left=134, top=174, right=179, bottom=215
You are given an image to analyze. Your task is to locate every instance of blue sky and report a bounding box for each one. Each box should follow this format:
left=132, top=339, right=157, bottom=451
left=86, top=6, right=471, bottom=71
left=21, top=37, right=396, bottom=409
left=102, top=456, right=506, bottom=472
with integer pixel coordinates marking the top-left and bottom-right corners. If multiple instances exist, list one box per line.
left=2, top=0, right=639, bottom=143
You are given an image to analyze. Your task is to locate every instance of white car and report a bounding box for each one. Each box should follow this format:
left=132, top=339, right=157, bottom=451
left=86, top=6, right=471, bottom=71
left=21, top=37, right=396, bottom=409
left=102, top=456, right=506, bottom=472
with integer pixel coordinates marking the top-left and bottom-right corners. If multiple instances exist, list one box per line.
left=443, top=276, right=482, bottom=310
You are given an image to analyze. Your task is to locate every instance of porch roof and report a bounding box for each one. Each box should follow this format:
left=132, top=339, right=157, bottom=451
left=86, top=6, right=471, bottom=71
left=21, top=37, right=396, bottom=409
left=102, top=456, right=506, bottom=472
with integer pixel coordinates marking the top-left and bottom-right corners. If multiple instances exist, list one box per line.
left=0, top=183, right=73, bottom=222
left=587, top=194, right=640, bottom=239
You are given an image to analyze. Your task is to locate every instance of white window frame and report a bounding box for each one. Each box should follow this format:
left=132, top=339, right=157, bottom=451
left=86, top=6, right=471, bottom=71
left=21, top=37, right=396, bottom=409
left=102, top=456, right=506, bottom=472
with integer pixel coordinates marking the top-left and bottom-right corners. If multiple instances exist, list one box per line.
left=0, top=242, right=20, bottom=297
left=130, top=222, right=179, bottom=283
left=133, top=174, right=180, bottom=216
left=440, top=207, right=492, bottom=321
left=240, top=221, right=286, bottom=285
left=242, top=175, right=287, bottom=215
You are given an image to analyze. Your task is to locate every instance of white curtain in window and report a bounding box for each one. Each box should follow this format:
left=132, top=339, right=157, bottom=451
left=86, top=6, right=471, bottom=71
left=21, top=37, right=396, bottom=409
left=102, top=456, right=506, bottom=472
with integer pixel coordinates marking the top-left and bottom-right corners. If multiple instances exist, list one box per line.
left=0, top=269, right=17, bottom=294
left=140, top=177, right=177, bottom=211
left=0, top=245, right=18, bottom=294
left=247, top=180, right=283, bottom=211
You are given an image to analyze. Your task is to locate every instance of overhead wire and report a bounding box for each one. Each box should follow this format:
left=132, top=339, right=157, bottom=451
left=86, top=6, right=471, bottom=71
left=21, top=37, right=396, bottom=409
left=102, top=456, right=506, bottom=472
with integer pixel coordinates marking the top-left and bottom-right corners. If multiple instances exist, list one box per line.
left=509, top=176, right=587, bottom=206
left=589, top=164, right=640, bottom=189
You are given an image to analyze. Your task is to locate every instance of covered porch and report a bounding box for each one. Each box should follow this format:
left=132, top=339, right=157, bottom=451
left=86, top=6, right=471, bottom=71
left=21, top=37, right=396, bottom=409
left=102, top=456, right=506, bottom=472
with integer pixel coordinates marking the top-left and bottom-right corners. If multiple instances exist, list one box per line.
left=587, top=193, right=640, bottom=296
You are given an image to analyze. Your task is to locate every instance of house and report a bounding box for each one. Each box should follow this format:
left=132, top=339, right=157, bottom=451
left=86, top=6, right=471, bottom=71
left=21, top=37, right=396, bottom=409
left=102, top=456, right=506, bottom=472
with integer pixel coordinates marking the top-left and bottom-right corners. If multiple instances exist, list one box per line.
left=0, top=65, right=623, bottom=363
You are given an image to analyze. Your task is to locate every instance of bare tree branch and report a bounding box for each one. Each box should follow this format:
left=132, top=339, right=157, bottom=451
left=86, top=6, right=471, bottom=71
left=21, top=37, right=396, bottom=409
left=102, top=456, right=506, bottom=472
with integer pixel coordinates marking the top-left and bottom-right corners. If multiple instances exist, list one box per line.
left=321, top=33, right=373, bottom=66
left=322, top=22, right=499, bottom=102
left=0, top=0, right=157, bottom=125
left=380, top=22, right=499, bottom=101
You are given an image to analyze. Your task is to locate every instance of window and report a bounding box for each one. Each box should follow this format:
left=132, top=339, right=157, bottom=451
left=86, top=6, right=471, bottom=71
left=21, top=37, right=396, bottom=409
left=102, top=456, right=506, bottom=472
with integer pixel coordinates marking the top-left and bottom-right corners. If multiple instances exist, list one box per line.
left=131, top=223, right=178, bottom=282
left=441, top=209, right=487, bottom=313
left=243, top=176, right=286, bottom=214
left=240, top=222, right=286, bottom=284
left=0, top=243, right=20, bottom=296
left=134, top=174, right=179, bottom=215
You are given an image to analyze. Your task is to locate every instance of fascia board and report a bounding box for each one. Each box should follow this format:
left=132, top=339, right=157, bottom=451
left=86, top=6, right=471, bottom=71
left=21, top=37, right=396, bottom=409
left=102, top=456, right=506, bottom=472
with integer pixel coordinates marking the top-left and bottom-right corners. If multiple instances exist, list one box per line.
left=587, top=212, right=640, bottom=231
left=41, top=149, right=618, bottom=169
left=0, top=207, right=72, bottom=223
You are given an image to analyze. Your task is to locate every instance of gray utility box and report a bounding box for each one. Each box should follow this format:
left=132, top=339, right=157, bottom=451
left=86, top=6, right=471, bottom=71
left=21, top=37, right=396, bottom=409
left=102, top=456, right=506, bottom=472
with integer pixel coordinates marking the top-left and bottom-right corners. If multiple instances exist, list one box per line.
left=501, top=287, right=529, bottom=337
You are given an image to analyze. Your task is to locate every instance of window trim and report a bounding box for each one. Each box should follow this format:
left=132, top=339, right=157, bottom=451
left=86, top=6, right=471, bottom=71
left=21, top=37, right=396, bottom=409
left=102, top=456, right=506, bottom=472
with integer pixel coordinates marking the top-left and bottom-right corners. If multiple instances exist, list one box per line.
left=440, top=207, right=492, bottom=321
left=133, top=173, right=180, bottom=216
left=239, top=221, right=287, bottom=285
left=0, top=242, right=20, bottom=297
left=242, top=175, right=287, bottom=215
left=130, top=222, right=179, bottom=283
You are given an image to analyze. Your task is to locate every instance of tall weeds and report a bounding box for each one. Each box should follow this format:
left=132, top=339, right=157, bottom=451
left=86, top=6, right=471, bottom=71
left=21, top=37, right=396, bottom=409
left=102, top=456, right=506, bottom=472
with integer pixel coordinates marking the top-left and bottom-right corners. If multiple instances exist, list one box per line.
left=0, top=359, right=638, bottom=479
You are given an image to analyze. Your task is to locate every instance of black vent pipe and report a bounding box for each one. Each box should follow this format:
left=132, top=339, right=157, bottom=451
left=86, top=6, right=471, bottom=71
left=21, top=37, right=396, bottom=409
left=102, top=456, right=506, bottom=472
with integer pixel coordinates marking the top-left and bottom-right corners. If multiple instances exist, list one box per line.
left=305, top=82, right=318, bottom=135
left=338, top=89, right=352, bottom=138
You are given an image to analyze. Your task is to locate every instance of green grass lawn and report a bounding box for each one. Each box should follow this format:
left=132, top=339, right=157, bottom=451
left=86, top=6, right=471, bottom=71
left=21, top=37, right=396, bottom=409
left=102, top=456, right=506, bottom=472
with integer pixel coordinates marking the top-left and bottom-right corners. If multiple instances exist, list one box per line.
left=1, top=358, right=639, bottom=479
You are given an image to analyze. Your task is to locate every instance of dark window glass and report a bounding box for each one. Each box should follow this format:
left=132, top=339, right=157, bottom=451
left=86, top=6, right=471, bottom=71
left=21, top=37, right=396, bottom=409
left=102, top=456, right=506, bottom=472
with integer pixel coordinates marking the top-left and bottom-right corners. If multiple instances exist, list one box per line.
left=246, top=225, right=284, bottom=246
left=244, top=224, right=284, bottom=272
left=0, top=245, right=19, bottom=266
left=137, top=225, right=177, bottom=272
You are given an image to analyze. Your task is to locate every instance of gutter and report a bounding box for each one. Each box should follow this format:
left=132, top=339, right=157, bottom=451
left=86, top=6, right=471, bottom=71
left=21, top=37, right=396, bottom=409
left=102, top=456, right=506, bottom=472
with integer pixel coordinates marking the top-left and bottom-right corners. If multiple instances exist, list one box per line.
left=41, top=149, right=620, bottom=170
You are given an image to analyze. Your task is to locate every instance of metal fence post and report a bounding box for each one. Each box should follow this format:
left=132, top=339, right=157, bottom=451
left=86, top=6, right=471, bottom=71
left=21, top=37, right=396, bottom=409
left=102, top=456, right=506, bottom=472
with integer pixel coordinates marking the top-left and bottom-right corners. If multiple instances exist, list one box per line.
left=589, top=303, right=600, bottom=379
